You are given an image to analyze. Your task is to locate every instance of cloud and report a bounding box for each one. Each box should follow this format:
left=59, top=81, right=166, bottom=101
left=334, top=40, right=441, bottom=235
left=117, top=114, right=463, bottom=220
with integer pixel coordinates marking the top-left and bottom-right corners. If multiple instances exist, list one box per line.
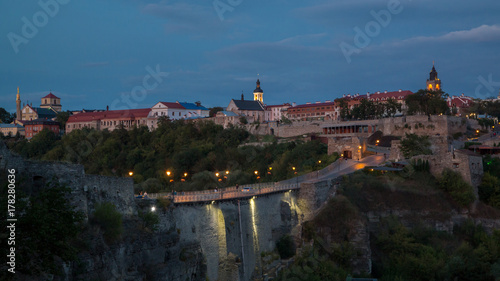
left=141, top=2, right=231, bottom=37
left=384, top=25, right=500, bottom=47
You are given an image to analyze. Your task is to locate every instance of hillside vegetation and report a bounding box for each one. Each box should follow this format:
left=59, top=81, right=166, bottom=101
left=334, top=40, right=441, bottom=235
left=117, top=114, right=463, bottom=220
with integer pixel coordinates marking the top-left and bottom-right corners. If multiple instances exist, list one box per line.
left=7, top=119, right=337, bottom=192
left=278, top=168, right=500, bottom=281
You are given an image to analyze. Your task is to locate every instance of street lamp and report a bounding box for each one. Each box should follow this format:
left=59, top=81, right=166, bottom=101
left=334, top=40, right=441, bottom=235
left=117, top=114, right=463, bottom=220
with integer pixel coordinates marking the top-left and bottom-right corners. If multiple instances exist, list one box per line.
left=225, top=170, right=230, bottom=175
left=128, top=171, right=133, bottom=177
left=166, top=171, right=171, bottom=176
left=215, top=172, right=220, bottom=177
left=184, top=172, right=188, bottom=177
left=254, top=170, right=259, bottom=175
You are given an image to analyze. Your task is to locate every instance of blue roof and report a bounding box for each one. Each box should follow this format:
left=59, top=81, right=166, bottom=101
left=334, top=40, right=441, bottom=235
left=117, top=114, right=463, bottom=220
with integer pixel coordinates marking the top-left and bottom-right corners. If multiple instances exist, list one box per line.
left=219, top=111, right=238, bottom=117
left=178, top=102, right=208, bottom=111
left=34, top=107, right=57, bottom=118
left=0, top=124, right=23, bottom=128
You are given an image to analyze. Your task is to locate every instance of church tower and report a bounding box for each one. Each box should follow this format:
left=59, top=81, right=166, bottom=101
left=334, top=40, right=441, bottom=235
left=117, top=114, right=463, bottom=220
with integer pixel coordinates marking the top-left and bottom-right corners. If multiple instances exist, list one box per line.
left=16, top=87, right=22, bottom=121
left=426, top=62, right=441, bottom=91
left=253, top=79, right=263, bottom=103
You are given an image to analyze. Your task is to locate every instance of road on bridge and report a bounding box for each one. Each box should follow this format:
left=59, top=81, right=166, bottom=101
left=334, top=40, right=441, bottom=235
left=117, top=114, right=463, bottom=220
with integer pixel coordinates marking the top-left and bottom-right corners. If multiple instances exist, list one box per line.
left=144, top=154, right=387, bottom=203
left=304, top=154, right=386, bottom=183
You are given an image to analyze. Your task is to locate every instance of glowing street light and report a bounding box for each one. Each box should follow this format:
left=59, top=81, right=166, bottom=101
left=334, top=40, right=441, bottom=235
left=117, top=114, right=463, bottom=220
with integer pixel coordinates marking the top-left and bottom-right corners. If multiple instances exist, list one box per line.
left=183, top=172, right=188, bottom=177
left=128, top=171, right=134, bottom=176
left=318, top=160, right=322, bottom=164
left=225, top=170, right=230, bottom=175
left=268, top=167, right=272, bottom=170
left=151, top=206, right=156, bottom=212
left=166, top=171, right=171, bottom=176
left=292, top=167, right=296, bottom=171
left=254, top=170, right=259, bottom=175
left=215, top=172, right=220, bottom=177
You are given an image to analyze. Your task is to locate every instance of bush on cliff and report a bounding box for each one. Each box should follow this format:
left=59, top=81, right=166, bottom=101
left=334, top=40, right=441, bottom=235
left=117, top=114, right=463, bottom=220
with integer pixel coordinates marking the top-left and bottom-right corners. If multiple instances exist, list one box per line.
left=0, top=178, right=85, bottom=277
left=399, top=133, right=432, bottom=158
left=92, top=202, right=123, bottom=242
left=438, top=169, right=475, bottom=207
left=276, top=235, right=296, bottom=259
left=138, top=209, right=160, bottom=232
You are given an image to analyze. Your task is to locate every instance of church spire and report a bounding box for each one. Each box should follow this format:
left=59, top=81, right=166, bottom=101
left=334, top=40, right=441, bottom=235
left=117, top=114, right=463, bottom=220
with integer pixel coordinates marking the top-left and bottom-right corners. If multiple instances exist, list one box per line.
left=16, top=87, right=22, bottom=121
left=426, top=62, right=441, bottom=91
left=253, top=79, right=263, bottom=103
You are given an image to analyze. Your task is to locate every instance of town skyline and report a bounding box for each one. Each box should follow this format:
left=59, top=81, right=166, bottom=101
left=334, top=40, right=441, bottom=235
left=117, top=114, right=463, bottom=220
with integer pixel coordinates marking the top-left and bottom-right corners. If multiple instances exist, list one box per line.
left=2, top=0, right=500, bottom=112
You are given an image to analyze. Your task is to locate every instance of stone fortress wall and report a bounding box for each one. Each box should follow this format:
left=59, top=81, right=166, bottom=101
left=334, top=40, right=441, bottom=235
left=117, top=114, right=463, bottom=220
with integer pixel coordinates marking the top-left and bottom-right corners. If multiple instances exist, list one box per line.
left=0, top=141, right=136, bottom=219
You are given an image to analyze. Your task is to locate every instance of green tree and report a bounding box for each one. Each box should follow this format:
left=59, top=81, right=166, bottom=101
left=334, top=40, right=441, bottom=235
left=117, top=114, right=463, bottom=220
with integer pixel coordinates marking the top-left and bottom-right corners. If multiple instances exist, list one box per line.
left=209, top=106, right=224, bottom=117
left=92, top=202, right=123, bottom=242
left=0, top=107, right=15, bottom=123
left=438, top=169, right=475, bottom=207
left=478, top=172, right=500, bottom=208
left=405, top=89, right=448, bottom=115
left=385, top=98, right=402, bottom=117
left=2, top=183, right=85, bottom=275
left=55, top=111, right=71, bottom=129
left=336, top=98, right=350, bottom=120
left=399, top=133, right=432, bottom=158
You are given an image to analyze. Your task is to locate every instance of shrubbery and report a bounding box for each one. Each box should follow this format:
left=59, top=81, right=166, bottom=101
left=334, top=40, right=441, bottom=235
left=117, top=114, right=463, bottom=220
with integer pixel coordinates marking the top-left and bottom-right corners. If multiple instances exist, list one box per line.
left=276, top=235, right=296, bottom=259
left=399, top=133, right=432, bottom=158
left=138, top=209, right=160, bottom=231
left=0, top=179, right=84, bottom=276
left=9, top=120, right=334, bottom=192
left=92, top=202, right=123, bottom=242
left=438, top=169, right=475, bottom=207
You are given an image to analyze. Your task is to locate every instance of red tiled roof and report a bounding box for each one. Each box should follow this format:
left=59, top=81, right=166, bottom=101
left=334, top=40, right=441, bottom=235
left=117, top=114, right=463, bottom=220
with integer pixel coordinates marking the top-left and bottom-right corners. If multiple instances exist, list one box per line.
left=448, top=96, right=473, bottom=108
left=290, top=101, right=336, bottom=109
left=158, top=102, right=185, bottom=109
left=43, top=93, right=60, bottom=99
left=67, top=108, right=151, bottom=123
left=265, top=103, right=291, bottom=109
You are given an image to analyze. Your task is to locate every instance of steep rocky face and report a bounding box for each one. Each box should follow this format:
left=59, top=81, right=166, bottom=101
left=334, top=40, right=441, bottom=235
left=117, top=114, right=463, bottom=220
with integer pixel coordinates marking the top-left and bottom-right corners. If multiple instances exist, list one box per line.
left=66, top=227, right=206, bottom=281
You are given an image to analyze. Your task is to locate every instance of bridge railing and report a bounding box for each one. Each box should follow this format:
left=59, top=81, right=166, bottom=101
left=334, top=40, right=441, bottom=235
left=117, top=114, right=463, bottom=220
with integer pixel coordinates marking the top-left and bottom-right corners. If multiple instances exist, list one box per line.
left=141, top=158, right=344, bottom=203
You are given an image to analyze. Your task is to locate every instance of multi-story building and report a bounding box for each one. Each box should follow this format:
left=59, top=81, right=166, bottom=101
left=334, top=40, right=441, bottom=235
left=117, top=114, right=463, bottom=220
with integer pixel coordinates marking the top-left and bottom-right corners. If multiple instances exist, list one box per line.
left=287, top=101, right=338, bottom=121
left=148, top=101, right=209, bottom=129
left=265, top=103, right=291, bottom=122
left=447, top=94, right=474, bottom=116
left=66, top=108, right=152, bottom=134
left=24, top=119, right=60, bottom=139
left=0, top=124, right=25, bottom=137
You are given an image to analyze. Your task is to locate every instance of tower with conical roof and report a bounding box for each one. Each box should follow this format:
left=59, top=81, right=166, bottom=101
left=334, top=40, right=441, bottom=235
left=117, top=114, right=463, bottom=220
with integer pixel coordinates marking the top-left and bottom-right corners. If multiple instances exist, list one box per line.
left=253, top=79, right=263, bottom=103
left=426, top=62, right=441, bottom=91
left=16, top=87, right=22, bottom=121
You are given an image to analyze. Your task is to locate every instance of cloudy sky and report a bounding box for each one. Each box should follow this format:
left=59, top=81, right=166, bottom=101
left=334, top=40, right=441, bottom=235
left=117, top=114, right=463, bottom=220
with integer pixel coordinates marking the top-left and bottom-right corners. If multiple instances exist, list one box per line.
left=1, top=0, right=500, bottom=113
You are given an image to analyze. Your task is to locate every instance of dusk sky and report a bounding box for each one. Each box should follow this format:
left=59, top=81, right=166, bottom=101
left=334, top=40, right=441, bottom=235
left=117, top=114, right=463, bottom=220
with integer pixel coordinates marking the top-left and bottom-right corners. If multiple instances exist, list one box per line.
left=1, top=0, right=500, bottom=113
